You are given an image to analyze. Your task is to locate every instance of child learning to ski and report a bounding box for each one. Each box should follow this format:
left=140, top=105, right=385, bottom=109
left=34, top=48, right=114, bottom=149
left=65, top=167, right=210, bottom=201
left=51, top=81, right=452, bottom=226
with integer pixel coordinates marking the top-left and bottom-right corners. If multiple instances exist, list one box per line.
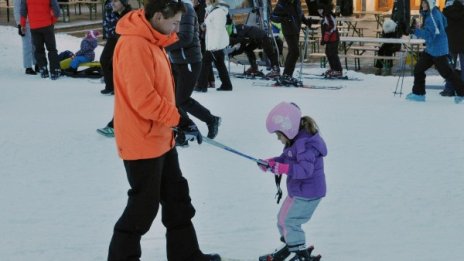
left=258, top=102, right=327, bottom=261
left=317, top=2, right=343, bottom=78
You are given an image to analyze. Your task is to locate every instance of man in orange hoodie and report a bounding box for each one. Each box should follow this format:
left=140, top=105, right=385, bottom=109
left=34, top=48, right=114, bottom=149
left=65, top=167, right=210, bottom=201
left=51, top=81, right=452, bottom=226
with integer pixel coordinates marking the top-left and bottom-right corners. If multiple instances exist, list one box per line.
left=108, top=0, right=220, bottom=260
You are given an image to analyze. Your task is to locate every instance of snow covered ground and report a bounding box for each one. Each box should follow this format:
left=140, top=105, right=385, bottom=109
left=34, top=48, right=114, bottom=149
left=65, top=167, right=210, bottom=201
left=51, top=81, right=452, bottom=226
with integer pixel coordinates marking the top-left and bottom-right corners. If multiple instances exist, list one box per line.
left=0, top=25, right=463, bottom=261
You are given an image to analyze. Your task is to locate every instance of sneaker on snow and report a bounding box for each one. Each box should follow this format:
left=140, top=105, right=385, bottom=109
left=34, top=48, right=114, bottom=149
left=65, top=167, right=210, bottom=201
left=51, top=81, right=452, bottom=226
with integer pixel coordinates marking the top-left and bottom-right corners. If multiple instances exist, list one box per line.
left=405, top=93, right=426, bottom=102
left=96, top=126, right=114, bottom=137
left=207, top=116, right=221, bottom=139
left=455, top=96, right=464, bottom=104
left=100, top=89, right=114, bottom=95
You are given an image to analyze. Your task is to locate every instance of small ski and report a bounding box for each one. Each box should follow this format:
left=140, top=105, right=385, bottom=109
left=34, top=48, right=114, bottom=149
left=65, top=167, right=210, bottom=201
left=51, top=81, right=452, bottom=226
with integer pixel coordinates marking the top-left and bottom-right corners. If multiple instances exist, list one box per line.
left=258, top=245, right=321, bottom=261
left=304, top=74, right=362, bottom=81
left=231, top=72, right=270, bottom=81
left=252, top=81, right=343, bottom=90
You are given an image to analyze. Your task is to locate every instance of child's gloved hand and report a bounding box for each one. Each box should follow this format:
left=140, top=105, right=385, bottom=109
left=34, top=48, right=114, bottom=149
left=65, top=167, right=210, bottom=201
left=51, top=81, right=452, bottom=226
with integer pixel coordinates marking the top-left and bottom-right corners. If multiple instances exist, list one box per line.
left=257, top=159, right=271, bottom=172
left=267, top=160, right=290, bottom=175
left=258, top=159, right=289, bottom=175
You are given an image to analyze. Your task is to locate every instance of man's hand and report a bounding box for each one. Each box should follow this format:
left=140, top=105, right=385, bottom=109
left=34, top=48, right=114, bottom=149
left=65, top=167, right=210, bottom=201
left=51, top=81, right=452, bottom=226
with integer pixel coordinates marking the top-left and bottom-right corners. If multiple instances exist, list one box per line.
left=18, top=25, right=25, bottom=37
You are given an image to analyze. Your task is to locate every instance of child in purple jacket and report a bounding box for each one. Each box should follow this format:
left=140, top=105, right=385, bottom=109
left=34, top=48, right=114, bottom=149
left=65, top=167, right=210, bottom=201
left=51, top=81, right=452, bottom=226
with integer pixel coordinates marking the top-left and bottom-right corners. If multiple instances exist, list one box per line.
left=258, top=102, right=327, bottom=261
left=68, top=30, right=99, bottom=73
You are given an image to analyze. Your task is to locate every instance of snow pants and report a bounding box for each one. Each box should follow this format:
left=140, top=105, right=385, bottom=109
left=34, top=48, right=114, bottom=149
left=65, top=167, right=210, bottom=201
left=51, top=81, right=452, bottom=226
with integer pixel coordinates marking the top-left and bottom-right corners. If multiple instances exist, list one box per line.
left=325, top=41, right=343, bottom=72
left=172, top=62, right=215, bottom=125
left=198, top=50, right=232, bottom=89
left=282, top=34, right=300, bottom=77
left=412, top=52, right=464, bottom=96
left=30, top=25, right=60, bottom=72
left=277, top=196, right=321, bottom=251
left=100, top=37, right=118, bottom=92
left=108, top=148, right=202, bottom=261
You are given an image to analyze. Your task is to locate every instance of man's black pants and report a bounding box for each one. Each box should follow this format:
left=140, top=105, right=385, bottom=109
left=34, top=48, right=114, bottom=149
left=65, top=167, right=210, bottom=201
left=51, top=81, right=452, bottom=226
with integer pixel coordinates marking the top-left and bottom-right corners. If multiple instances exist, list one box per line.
left=108, top=148, right=201, bottom=261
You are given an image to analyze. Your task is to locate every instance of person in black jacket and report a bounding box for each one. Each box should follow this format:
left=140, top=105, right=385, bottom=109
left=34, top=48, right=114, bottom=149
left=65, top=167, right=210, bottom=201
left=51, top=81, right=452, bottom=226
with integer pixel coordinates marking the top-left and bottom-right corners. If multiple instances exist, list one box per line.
left=99, top=0, right=132, bottom=95
left=374, top=18, right=402, bottom=76
left=228, top=24, right=282, bottom=78
left=96, top=0, right=132, bottom=138
left=440, top=0, right=464, bottom=96
left=271, top=0, right=312, bottom=86
left=166, top=0, right=221, bottom=144
left=193, top=0, right=215, bottom=88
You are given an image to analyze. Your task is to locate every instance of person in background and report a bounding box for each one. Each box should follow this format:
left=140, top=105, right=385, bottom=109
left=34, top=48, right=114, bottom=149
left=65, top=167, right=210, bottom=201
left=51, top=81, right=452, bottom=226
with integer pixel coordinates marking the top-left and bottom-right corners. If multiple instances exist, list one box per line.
left=193, top=0, right=215, bottom=88
left=270, top=0, right=312, bottom=86
left=317, top=2, right=343, bottom=78
left=107, top=0, right=221, bottom=260
left=14, top=0, right=36, bottom=75
left=20, top=0, right=61, bottom=80
left=63, top=30, right=99, bottom=75
left=374, top=18, right=402, bottom=76
left=196, top=0, right=233, bottom=91
left=258, top=102, right=327, bottom=261
left=166, top=0, right=221, bottom=146
left=228, top=24, right=281, bottom=78
left=440, top=0, right=464, bottom=97
left=406, top=0, right=464, bottom=104
left=100, top=0, right=132, bottom=95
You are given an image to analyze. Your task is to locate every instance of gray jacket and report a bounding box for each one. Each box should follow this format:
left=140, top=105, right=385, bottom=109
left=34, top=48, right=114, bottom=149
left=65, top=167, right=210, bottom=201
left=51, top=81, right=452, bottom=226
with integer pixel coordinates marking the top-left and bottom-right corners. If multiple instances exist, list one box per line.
left=166, top=1, right=202, bottom=64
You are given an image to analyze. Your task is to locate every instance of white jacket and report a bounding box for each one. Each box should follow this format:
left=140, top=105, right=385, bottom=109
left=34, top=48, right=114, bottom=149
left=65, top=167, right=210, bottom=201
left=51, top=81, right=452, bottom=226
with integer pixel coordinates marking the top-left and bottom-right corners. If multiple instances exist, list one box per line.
left=204, top=4, right=229, bottom=51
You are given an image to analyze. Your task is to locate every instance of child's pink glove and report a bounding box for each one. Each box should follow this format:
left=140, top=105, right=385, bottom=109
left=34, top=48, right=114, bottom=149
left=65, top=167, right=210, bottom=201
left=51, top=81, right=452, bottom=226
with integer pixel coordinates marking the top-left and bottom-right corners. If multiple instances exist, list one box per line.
left=258, top=159, right=289, bottom=175
left=257, top=158, right=273, bottom=172
left=267, top=160, right=290, bottom=175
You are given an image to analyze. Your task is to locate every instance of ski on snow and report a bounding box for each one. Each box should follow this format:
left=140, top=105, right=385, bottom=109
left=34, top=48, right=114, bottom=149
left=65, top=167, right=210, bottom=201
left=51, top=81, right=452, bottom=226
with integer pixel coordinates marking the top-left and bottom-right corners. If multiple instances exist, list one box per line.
left=252, top=81, right=343, bottom=90
left=303, top=74, right=362, bottom=81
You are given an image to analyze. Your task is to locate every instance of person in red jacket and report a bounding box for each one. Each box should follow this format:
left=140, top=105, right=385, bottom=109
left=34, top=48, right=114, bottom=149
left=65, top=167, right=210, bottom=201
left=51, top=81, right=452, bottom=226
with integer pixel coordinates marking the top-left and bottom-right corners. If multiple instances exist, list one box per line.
left=20, top=0, right=61, bottom=80
left=107, top=0, right=221, bottom=260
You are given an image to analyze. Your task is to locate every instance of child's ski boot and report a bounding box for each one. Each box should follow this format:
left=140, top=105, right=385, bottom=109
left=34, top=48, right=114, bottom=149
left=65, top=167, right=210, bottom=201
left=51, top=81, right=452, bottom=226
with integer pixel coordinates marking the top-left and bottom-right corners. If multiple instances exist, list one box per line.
left=259, top=245, right=290, bottom=261
left=287, top=246, right=321, bottom=261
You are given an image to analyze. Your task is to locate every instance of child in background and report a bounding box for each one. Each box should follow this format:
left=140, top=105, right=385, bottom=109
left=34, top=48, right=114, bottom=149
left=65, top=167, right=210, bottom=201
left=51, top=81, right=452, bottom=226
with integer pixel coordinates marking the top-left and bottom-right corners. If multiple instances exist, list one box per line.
left=65, top=30, right=99, bottom=74
left=318, top=3, right=343, bottom=78
left=258, top=102, right=327, bottom=261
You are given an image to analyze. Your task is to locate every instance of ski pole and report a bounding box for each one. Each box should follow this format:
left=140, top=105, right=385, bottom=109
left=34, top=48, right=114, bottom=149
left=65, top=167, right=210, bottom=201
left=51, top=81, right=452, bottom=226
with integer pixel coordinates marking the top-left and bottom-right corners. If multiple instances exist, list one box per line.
left=202, top=136, right=269, bottom=167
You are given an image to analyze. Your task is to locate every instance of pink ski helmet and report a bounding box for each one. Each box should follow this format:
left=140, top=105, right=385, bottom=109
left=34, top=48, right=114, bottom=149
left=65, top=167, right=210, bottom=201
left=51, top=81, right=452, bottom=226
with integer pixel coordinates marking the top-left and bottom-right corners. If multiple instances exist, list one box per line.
left=266, top=102, right=302, bottom=139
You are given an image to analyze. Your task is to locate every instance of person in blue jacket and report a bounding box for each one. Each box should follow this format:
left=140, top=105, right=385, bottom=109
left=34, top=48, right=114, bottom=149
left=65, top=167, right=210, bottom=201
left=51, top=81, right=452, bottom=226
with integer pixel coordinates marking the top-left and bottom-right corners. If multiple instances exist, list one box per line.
left=406, top=0, right=464, bottom=104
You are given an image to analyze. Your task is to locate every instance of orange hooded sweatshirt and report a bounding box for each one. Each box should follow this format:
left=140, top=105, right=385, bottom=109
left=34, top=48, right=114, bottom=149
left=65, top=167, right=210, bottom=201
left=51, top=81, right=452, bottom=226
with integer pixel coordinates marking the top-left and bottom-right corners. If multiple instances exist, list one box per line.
left=113, top=9, right=180, bottom=160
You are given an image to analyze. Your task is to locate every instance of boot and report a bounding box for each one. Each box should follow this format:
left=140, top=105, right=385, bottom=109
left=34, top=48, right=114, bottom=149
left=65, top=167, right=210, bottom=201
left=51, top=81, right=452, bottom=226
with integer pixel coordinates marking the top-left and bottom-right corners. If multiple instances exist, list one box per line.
left=206, top=116, right=221, bottom=139
left=277, top=74, right=302, bottom=87
left=265, top=65, right=280, bottom=79
left=39, top=67, right=49, bottom=78
left=382, top=67, right=392, bottom=76
left=374, top=67, right=382, bottom=75
left=288, top=249, right=311, bottom=261
left=259, top=244, right=290, bottom=261
left=50, top=69, right=61, bottom=80
left=326, top=70, right=343, bottom=78
left=25, top=67, right=36, bottom=75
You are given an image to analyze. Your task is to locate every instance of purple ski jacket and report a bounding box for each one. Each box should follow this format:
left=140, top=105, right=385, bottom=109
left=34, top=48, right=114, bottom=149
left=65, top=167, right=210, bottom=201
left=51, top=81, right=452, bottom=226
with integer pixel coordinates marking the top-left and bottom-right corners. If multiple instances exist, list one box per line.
left=274, top=130, right=327, bottom=199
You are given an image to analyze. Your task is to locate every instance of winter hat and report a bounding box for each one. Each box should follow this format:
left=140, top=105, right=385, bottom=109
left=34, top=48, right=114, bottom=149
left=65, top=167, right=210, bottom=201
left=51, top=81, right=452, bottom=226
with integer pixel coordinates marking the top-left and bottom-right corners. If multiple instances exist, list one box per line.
left=266, top=102, right=302, bottom=140
left=87, top=30, right=100, bottom=39
left=382, top=18, right=397, bottom=34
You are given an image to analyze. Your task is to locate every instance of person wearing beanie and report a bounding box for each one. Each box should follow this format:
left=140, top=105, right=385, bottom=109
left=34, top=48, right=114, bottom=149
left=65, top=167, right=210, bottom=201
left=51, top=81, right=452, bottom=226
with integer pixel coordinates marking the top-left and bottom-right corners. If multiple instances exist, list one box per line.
left=406, top=0, right=464, bottom=104
left=374, top=18, right=402, bottom=76
left=257, top=102, right=327, bottom=261
left=99, top=0, right=132, bottom=95
left=440, top=0, right=464, bottom=96
left=63, top=30, right=99, bottom=74
left=96, top=0, right=132, bottom=138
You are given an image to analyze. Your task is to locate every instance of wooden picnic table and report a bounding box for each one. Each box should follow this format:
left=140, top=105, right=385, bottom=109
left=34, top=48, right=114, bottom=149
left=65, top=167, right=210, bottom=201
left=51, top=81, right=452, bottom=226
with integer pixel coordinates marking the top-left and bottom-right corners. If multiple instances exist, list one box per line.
left=339, top=36, right=425, bottom=72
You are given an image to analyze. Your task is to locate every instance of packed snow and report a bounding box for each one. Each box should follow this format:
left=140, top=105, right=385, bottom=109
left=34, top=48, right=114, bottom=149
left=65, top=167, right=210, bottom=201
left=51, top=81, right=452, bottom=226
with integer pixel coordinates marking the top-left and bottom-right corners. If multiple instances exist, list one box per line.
left=0, top=25, right=463, bottom=261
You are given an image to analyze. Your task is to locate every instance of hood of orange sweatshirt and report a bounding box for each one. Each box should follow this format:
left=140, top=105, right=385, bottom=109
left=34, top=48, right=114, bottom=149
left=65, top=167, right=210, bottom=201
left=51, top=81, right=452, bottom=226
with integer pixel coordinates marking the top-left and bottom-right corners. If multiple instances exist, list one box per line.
left=116, top=9, right=179, bottom=47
